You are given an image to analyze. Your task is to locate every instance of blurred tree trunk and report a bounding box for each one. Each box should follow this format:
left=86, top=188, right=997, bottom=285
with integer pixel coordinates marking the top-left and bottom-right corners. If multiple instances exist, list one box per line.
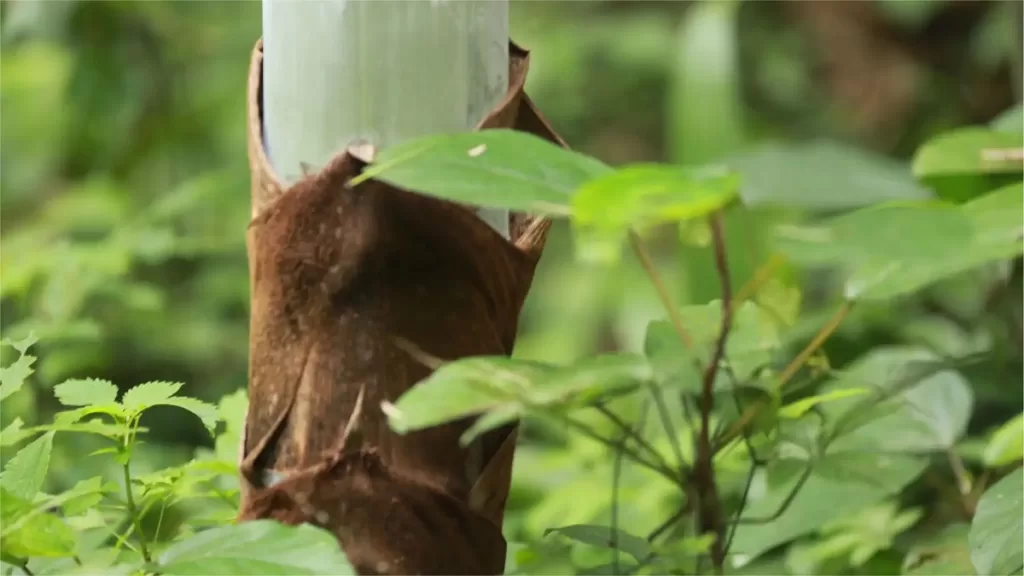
left=235, top=3, right=566, bottom=574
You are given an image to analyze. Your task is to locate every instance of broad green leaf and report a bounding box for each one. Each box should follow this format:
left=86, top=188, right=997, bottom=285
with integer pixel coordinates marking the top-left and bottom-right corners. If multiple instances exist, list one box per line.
left=570, top=164, right=739, bottom=262
left=1, top=334, right=38, bottom=356
left=527, top=353, right=651, bottom=406
left=730, top=141, right=932, bottom=210
left=156, top=519, right=355, bottom=575
left=824, top=348, right=974, bottom=453
left=53, top=378, right=118, bottom=407
left=150, top=397, right=219, bottom=436
left=0, top=487, right=76, bottom=559
left=669, top=0, right=744, bottom=165
left=992, top=104, right=1023, bottom=133
left=358, top=129, right=612, bottom=213
left=779, top=389, right=869, bottom=420
left=1, top=431, right=54, bottom=499
left=913, top=128, right=1023, bottom=178
left=386, top=357, right=550, bottom=434
left=121, top=381, right=183, bottom=412
left=545, top=524, right=653, bottom=562
left=644, top=301, right=781, bottom=394
left=984, top=414, right=1024, bottom=467
left=731, top=452, right=928, bottom=561
left=969, top=468, right=1023, bottom=576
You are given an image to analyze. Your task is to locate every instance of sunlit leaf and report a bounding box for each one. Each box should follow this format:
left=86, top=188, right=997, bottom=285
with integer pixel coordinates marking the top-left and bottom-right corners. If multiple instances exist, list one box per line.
left=778, top=389, right=869, bottom=420
left=992, top=104, right=1023, bottom=134
left=571, top=164, right=739, bottom=262
left=969, top=468, right=1023, bottom=576
left=156, top=519, right=355, bottom=575
left=153, top=397, right=220, bottom=436
left=0, top=487, right=76, bottom=559
left=0, top=340, right=36, bottom=403
left=358, top=129, right=611, bottom=214
left=121, top=381, right=183, bottom=412
left=53, top=378, right=118, bottom=407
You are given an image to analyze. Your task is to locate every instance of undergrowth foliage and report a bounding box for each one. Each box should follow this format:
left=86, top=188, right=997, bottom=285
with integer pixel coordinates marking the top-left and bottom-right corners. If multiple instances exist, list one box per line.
left=1, top=109, right=1022, bottom=575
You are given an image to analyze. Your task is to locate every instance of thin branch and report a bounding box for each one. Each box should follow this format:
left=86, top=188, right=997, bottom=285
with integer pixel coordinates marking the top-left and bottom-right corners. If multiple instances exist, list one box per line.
left=694, top=213, right=733, bottom=573
left=629, top=230, right=696, bottom=351
left=595, top=403, right=673, bottom=473
left=649, top=384, right=686, bottom=471
left=120, top=453, right=151, bottom=563
left=777, top=300, right=853, bottom=387
left=734, top=464, right=813, bottom=525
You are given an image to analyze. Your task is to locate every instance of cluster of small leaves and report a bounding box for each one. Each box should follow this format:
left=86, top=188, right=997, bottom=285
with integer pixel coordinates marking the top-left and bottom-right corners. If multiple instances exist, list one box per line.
left=0, top=336, right=353, bottom=576
left=364, top=103, right=1022, bottom=575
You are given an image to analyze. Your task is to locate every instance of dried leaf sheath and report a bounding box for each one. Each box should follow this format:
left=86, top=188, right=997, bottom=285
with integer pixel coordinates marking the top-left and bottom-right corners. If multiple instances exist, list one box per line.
left=238, top=39, right=566, bottom=574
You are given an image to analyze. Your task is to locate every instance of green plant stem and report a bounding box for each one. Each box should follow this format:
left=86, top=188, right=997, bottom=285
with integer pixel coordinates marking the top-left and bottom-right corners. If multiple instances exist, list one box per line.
left=121, top=456, right=151, bottom=563
left=777, top=300, right=853, bottom=387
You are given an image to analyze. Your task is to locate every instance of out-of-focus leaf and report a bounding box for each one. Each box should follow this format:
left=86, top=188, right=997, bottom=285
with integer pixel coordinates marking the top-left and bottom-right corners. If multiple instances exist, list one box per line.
left=0, top=335, right=37, bottom=403
left=729, top=140, right=932, bottom=210
left=992, top=104, right=1023, bottom=133
left=902, top=523, right=976, bottom=575
left=155, top=520, right=355, bottom=575
left=571, top=164, right=739, bottom=263
left=823, top=348, right=974, bottom=453
left=358, top=129, right=611, bottom=213
left=545, top=524, right=653, bottom=562
left=913, top=128, right=1023, bottom=178
left=984, top=414, right=1024, bottom=468
left=0, top=432, right=54, bottom=500
left=732, top=452, right=928, bottom=561
left=775, top=189, right=1023, bottom=301
left=969, top=467, right=1023, bottom=576
left=669, top=0, right=744, bottom=165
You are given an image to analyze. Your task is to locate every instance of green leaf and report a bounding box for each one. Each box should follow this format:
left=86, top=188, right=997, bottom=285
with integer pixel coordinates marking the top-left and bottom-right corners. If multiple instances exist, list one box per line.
left=913, top=128, right=1023, bottom=178
left=731, top=452, right=928, bottom=561
left=775, top=194, right=1023, bottom=301
left=824, top=348, right=974, bottom=453
left=152, top=397, right=220, bottom=436
left=1, top=431, right=54, bottom=499
left=0, top=418, right=27, bottom=447
left=984, top=414, right=1024, bottom=467
left=779, top=389, right=869, bottom=420
left=1, top=333, right=38, bottom=356
left=992, top=104, right=1023, bottom=133
left=730, top=140, right=932, bottom=211
left=121, top=381, right=183, bottom=412
left=669, top=0, right=744, bottom=165
left=155, top=519, right=355, bottom=575
left=386, top=357, right=549, bottom=434
left=357, top=129, right=612, bottom=214
left=570, top=164, right=739, bottom=263
left=53, top=378, right=118, bottom=407
left=969, top=467, right=1023, bottom=576
left=0, top=339, right=36, bottom=403
left=0, top=487, right=77, bottom=559
left=544, top=524, right=653, bottom=562
left=902, top=523, right=976, bottom=575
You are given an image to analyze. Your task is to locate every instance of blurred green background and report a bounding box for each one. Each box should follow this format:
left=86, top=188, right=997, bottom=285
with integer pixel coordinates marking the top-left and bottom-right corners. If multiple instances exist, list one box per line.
left=1, top=0, right=1021, bottom=571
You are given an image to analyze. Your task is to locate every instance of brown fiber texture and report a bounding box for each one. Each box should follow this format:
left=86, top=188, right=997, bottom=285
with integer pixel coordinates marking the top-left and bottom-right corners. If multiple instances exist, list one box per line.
left=237, top=39, right=566, bottom=575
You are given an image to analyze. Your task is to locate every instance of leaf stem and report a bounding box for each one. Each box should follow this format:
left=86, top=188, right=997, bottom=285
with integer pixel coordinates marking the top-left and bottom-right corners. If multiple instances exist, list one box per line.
left=777, top=300, right=853, bottom=387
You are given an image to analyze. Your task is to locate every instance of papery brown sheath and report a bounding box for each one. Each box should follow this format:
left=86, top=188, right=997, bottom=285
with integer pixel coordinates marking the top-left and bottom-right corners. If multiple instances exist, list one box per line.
left=236, top=39, right=567, bottom=575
